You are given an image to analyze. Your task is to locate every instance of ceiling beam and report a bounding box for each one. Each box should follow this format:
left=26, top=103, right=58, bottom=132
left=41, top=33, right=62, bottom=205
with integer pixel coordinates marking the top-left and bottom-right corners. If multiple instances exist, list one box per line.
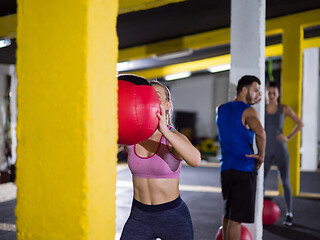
left=121, top=43, right=285, bottom=79
left=119, top=0, right=186, bottom=14
left=123, top=32, right=320, bottom=79
left=119, top=27, right=231, bottom=62
left=303, top=36, right=320, bottom=48
left=0, top=14, right=17, bottom=38
left=119, top=8, right=320, bottom=62
left=124, top=54, right=231, bottom=79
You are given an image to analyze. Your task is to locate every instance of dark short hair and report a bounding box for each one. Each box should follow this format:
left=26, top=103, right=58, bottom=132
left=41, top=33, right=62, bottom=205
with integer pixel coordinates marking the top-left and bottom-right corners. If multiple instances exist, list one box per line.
left=236, top=75, right=261, bottom=94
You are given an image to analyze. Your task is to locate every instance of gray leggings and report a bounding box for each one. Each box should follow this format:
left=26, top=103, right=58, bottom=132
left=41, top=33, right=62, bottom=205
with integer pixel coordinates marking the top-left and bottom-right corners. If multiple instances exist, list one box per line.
left=264, top=139, right=292, bottom=213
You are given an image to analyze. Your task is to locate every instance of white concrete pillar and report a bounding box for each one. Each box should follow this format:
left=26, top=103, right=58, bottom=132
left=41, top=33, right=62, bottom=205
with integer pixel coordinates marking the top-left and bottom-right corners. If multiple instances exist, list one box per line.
left=230, top=1, right=265, bottom=239
left=301, top=48, right=319, bottom=171
left=9, top=65, right=17, bottom=166
left=0, top=73, right=6, bottom=169
left=0, top=64, right=16, bottom=170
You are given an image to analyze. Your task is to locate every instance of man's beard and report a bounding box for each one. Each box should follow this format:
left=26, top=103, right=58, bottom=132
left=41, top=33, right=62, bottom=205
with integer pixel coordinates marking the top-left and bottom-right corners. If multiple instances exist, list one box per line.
left=246, top=92, right=255, bottom=105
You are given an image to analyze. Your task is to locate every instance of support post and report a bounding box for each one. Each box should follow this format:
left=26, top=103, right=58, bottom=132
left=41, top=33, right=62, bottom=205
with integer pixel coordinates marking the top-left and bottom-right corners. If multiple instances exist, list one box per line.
left=230, top=0, right=265, bottom=239
left=16, top=0, right=119, bottom=239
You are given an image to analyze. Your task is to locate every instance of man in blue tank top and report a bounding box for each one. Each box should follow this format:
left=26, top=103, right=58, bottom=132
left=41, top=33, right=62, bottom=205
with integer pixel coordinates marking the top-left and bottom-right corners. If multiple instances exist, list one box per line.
left=216, top=75, right=266, bottom=240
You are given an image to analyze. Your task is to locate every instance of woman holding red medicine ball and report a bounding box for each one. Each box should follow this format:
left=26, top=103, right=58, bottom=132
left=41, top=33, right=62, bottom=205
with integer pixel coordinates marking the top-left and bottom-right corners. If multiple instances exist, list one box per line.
left=118, top=75, right=201, bottom=240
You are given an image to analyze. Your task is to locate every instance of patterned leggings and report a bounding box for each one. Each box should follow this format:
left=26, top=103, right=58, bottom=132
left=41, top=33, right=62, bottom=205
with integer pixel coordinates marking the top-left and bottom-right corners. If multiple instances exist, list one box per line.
left=120, top=196, right=194, bottom=240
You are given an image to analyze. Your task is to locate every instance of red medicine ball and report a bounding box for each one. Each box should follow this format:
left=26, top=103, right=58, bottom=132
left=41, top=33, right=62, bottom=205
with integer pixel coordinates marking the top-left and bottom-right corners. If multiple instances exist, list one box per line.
left=263, top=199, right=280, bottom=225
left=118, top=74, right=160, bottom=145
left=215, top=225, right=252, bottom=240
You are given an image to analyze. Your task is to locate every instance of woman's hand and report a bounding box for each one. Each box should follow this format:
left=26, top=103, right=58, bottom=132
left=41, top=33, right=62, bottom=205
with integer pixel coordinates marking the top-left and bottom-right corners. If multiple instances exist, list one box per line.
left=157, top=104, right=169, bottom=135
left=118, top=144, right=125, bottom=153
left=157, top=104, right=201, bottom=167
left=282, top=105, right=304, bottom=141
left=276, top=133, right=289, bottom=142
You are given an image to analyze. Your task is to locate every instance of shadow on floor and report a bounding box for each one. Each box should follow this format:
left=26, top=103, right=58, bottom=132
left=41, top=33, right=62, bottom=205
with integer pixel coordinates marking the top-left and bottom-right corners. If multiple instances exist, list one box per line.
left=264, top=224, right=320, bottom=240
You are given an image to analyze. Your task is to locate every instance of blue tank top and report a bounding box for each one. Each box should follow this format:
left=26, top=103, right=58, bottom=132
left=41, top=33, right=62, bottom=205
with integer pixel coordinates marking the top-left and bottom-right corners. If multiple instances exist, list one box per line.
left=216, top=101, right=255, bottom=172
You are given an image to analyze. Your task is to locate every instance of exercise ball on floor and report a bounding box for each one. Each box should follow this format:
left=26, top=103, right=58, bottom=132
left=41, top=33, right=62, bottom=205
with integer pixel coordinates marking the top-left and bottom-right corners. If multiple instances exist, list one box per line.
left=263, top=199, right=281, bottom=225
left=118, top=74, right=160, bottom=145
left=215, top=225, right=252, bottom=240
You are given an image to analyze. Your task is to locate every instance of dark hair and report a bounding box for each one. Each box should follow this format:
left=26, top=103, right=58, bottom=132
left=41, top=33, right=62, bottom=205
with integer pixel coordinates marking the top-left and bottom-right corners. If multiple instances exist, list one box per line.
left=117, top=74, right=149, bottom=85
left=267, top=81, right=279, bottom=89
left=236, top=75, right=261, bottom=94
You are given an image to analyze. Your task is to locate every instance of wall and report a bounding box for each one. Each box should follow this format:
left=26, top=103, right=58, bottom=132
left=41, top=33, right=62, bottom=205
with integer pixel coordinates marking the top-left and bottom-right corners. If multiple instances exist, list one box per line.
left=165, top=71, right=229, bottom=139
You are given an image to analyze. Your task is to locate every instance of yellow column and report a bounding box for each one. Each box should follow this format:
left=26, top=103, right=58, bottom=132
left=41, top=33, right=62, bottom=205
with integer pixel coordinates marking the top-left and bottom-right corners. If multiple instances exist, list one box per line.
left=281, top=23, right=303, bottom=196
left=16, top=0, right=118, bottom=239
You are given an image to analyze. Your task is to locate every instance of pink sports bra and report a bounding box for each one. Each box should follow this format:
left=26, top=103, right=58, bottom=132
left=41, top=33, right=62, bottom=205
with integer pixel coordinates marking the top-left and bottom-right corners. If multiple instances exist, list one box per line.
left=127, top=134, right=182, bottom=179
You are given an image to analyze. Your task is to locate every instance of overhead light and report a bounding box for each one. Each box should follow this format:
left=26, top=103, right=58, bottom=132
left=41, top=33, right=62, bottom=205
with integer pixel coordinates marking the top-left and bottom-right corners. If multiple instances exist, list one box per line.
left=0, top=38, right=11, bottom=48
left=117, top=61, right=133, bottom=72
left=207, top=63, right=231, bottom=73
left=155, top=48, right=193, bottom=61
left=164, top=71, right=191, bottom=81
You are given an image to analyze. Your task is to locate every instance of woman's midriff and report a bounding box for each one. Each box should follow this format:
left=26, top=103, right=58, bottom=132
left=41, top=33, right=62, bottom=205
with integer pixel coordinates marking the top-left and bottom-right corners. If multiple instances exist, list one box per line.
left=132, top=177, right=180, bottom=205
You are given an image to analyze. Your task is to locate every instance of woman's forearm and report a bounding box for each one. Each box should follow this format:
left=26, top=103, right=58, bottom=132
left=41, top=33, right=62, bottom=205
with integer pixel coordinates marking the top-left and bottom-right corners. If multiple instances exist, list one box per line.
left=162, top=129, right=201, bottom=167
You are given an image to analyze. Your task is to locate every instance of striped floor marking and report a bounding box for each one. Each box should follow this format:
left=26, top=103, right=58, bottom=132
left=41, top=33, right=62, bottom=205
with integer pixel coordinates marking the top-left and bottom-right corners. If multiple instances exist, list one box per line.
left=0, top=182, right=16, bottom=203
left=117, top=180, right=320, bottom=199
left=0, top=223, right=16, bottom=232
left=0, top=163, right=319, bottom=236
left=117, top=180, right=222, bottom=193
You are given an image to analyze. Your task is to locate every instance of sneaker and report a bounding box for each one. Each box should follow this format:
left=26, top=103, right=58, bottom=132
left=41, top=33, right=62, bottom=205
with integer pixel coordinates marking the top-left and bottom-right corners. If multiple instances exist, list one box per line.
left=264, top=196, right=273, bottom=201
left=283, top=214, right=293, bottom=226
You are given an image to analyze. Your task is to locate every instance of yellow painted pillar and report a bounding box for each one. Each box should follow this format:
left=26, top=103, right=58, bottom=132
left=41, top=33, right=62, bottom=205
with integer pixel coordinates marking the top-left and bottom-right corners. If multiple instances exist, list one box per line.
left=281, top=23, right=303, bottom=196
left=16, top=0, right=118, bottom=239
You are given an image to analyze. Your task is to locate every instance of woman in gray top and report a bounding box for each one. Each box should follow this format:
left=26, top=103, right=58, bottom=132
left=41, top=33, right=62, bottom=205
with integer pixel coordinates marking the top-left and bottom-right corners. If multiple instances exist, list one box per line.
left=264, top=81, right=304, bottom=226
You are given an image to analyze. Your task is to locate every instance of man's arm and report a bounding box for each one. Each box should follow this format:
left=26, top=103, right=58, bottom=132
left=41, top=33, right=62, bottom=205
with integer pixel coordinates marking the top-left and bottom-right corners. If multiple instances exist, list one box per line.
left=243, top=107, right=266, bottom=170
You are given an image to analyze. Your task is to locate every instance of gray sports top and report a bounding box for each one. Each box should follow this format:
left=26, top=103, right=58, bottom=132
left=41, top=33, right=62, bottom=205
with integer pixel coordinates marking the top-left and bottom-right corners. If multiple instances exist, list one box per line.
left=265, top=105, right=285, bottom=138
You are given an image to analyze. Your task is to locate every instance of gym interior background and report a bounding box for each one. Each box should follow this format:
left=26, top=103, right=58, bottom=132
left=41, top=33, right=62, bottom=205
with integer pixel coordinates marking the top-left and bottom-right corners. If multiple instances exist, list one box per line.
left=1, top=0, right=319, bottom=181
left=0, top=0, right=319, bottom=240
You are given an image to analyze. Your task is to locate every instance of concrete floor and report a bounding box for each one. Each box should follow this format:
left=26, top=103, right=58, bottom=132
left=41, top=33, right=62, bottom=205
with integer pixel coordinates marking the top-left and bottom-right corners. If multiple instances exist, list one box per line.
left=0, top=162, right=320, bottom=240
left=116, top=162, right=320, bottom=240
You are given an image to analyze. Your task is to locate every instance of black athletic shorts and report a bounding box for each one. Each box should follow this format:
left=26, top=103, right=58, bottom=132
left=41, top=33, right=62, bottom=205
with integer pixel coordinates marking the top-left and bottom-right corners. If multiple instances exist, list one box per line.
left=221, top=169, right=257, bottom=223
